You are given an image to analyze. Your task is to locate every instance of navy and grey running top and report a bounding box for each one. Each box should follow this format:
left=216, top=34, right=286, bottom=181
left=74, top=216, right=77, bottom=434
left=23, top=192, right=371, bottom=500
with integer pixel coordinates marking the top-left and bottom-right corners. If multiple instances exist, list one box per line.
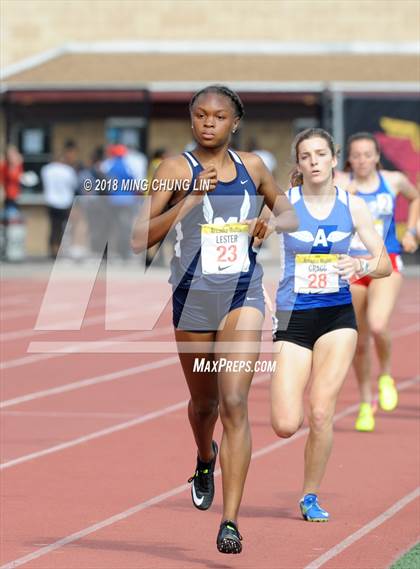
left=276, top=186, right=355, bottom=311
left=169, top=150, right=264, bottom=291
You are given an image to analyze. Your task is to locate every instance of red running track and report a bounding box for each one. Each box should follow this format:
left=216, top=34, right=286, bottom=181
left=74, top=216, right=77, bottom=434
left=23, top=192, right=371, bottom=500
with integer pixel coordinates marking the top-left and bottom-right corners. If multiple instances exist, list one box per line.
left=0, top=276, right=419, bottom=568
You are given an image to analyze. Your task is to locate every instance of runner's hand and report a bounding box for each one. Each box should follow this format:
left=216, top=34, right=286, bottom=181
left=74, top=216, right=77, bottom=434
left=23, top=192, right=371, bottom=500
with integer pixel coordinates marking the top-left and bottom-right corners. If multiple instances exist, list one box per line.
left=193, top=165, right=218, bottom=195
left=402, top=231, right=418, bottom=253
left=334, top=254, right=360, bottom=281
left=242, top=218, right=271, bottom=247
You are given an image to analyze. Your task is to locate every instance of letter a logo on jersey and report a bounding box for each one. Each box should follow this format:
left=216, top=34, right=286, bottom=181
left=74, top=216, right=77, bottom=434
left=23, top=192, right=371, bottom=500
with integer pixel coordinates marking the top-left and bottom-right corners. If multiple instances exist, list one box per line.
left=313, top=228, right=328, bottom=247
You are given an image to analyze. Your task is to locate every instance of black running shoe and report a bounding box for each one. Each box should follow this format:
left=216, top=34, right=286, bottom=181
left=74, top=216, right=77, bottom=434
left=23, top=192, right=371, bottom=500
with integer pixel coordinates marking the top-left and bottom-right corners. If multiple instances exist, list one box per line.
left=217, top=520, right=243, bottom=554
left=188, top=440, right=218, bottom=510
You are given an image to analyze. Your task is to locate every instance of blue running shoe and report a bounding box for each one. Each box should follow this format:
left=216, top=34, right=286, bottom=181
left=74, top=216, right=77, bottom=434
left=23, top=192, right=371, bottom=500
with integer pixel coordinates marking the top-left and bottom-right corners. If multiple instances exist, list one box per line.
left=299, top=494, right=329, bottom=522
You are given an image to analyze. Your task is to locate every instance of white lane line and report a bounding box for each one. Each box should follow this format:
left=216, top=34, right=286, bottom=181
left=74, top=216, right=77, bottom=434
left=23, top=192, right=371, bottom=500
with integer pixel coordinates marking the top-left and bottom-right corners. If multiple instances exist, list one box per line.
left=0, top=373, right=267, bottom=469
left=2, top=296, right=417, bottom=321
left=0, top=307, right=156, bottom=342
left=399, top=305, right=420, bottom=314
left=304, top=488, right=420, bottom=569
left=0, top=325, right=174, bottom=371
left=0, top=351, right=178, bottom=409
left=0, top=297, right=105, bottom=322
left=0, top=399, right=188, bottom=470
left=1, top=376, right=418, bottom=569
left=0, top=324, right=419, bottom=409
left=21, top=321, right=420, bottom=355
left=1, top=374, right=418, bottom=471
left=3, top=310, right=418, bottom=371
left=391, top=322, right=420, bottom=338
left=1, top=292, right=40, bottom=305
left=1, top=352, right=71, bottom=370
left=0, top=293, right=149, bottom=322
left=1, top=307, right=41, bottom=320
left=0, top=482, right=193, bottom=569
left=1, top=410, right=138, bottom=419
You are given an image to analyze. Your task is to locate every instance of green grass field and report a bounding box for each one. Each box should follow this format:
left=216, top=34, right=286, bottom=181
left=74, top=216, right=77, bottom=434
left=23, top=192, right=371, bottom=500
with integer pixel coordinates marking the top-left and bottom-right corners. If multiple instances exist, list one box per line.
left=391, top=543, right=420, bottom=569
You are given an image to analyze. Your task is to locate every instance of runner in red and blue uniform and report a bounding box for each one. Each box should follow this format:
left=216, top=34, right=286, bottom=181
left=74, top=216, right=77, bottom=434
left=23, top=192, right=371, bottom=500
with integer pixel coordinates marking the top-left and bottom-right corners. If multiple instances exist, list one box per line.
left=336, top=132, right=419, bottom=432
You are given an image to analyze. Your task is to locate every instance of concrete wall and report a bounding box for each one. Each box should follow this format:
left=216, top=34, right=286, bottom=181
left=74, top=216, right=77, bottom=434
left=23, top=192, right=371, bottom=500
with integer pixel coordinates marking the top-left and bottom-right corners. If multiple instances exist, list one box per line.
left=2, top=0, right=418, bottom=68
left=53, top=120, right=105, bottom=162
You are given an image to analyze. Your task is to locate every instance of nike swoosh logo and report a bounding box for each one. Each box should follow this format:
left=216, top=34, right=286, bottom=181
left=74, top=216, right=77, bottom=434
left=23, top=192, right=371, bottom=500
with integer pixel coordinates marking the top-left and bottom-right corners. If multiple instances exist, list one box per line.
left=240, top=180, right=248, bottom=185
left=192, top=482, right=204, bottom=506
left=218, top=265, right=233, bottom=271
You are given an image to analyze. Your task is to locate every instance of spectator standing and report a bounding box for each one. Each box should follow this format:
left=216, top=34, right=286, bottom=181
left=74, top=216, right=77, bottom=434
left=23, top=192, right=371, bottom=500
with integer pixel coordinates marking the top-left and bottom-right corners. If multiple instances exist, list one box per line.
left=0, top=145, right=24, bottom=208
left=41, top=140, right=78, bottom=258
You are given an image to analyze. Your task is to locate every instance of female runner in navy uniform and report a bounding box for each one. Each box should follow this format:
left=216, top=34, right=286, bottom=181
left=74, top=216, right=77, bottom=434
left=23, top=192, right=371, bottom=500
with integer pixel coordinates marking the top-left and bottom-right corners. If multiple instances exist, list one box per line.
left=270, top=129, right=391, bottom=522
left=132, top=85, right=297, bottom=553
left=336, top=133, right=419, bottom=431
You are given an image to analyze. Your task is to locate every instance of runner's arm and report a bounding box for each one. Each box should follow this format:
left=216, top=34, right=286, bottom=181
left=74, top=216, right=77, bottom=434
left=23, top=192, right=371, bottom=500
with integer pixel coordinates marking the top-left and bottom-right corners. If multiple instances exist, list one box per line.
left=240, top=152, right=298, bottom=235
left=349, top=194, right=392, bottom=278
left=393, top=172, right=419, bottom=252
left=131, top=157, right=216, bottom=253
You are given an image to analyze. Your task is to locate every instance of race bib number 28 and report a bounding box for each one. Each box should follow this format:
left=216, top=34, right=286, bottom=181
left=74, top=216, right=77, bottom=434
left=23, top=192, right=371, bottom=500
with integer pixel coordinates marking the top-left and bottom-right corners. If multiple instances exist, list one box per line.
left=294, top=254, right=339, bottom=294
left=201, top=223, right=250, bottom=275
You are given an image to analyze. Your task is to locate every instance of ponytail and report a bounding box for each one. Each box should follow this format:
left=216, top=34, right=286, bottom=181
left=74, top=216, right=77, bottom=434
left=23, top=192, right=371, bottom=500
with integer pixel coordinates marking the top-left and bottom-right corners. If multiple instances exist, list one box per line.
left=290, top=168, right=303, bottom=187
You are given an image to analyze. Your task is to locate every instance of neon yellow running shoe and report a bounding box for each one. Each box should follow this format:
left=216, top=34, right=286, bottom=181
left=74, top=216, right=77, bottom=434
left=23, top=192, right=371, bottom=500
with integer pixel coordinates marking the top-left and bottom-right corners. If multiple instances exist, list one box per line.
left=355, top=403, right=375, bottom=432
left=378, top=374, right=398, bottom=411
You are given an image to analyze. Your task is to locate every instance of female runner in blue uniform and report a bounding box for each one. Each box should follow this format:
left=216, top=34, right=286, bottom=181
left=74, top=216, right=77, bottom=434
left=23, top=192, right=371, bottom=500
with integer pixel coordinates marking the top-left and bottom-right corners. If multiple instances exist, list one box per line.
left=336, top=133, right=419, bottom=431
left=271, top=128, right=392, bottom=522
left=131, top=85, right=297, bottom=553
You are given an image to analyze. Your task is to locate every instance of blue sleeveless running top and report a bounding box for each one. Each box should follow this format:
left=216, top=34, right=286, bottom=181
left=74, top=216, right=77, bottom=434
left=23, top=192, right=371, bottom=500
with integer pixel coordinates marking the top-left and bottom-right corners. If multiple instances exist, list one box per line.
left=349, top=173, right=400, bottom=256
left=276, top=186, right=354, bottom=311
left=169, top=150, right=264, bottom=291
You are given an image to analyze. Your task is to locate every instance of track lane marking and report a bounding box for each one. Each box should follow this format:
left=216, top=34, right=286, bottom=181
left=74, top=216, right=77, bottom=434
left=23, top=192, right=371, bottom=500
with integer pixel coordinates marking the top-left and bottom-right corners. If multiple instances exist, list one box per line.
left=304, top=488, right=420, bottom=569
left=1, top=375, right=418, bottom=469
left=0, top=350, right=177, bottom=409
left=1, top=376, right=418, bottom=569
left=0, top=326, right=174, bottom=371
left=2, top=321, right=416, bottom=403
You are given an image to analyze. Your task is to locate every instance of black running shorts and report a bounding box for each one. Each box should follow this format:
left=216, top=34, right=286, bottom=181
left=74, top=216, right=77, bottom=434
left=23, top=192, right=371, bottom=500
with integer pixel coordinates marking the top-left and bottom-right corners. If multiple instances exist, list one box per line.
left=272, top=303, right=357, bottom=350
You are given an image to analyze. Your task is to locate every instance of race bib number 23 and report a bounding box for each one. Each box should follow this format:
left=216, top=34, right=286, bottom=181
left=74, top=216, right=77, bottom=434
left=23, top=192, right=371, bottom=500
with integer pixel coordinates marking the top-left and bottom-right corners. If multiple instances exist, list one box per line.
left=201, top=223, right=250, bottom=275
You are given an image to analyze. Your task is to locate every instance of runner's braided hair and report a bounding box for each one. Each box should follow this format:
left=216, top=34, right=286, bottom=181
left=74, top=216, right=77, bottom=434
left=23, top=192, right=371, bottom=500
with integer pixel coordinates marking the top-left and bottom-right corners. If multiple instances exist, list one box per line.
left=189, top=85, right=245, bottom=119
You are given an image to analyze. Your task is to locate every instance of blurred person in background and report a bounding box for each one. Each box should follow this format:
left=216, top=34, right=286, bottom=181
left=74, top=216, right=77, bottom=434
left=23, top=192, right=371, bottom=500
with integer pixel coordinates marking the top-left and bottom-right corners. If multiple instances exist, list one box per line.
left=0, top=144, right=24, bottom=208
left=147, top=148, right=170, bottom=192
left=0, top=145, right=26, bottom=261
left=336, top=132, right=419, bottom=432
left=125, top=143, right=148, bottom=184
left=102, top=144, right=142, bottom=260
left=145, top=148, right=171, bottom=266
left=247, top=138, right=279, bottom=261
left=247, top=137, right=278, bottom=178
left=78, top=145, right=111, bottom=256
left=41, top=140, right=79, bottom=258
